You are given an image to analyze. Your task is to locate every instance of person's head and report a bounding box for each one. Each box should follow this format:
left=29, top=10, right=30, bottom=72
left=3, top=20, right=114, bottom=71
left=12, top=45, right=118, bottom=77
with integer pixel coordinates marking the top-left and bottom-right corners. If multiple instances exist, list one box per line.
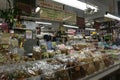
left=10, top=30, right=15, bottom=37
left=98, top=38, right=101, bottom=42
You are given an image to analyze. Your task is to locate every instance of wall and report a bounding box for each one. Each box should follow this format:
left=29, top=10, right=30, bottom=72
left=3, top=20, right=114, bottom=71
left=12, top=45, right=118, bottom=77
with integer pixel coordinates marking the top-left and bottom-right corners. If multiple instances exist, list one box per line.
left=0, top=0, right=13, bottom=10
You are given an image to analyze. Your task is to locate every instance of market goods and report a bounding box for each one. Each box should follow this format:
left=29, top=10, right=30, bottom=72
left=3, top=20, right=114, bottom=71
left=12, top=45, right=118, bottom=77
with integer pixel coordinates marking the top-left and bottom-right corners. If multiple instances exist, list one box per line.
left=0, top=41, right=117, bottom=80
left=86, top=62, right=96, bottom=75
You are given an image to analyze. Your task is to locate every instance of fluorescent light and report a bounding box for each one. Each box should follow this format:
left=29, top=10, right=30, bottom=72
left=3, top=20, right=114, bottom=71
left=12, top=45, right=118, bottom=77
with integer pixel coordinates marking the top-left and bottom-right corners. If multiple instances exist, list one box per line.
left=63, top=25, right=78, bottom=29
left=35, top=21, right=52, bottom=25
left=86, top=23, right=91, bottom=26
left=41, top=27, right=45, bottom=29
left=104, top=13, right=120, bottom=21
left=0, top=23, right=2, bottom=25
left=35, top=7, right=40, bottom=13
left=85, top=28, right=96, bottom=31
left=52, top=0, right=98, bottom=12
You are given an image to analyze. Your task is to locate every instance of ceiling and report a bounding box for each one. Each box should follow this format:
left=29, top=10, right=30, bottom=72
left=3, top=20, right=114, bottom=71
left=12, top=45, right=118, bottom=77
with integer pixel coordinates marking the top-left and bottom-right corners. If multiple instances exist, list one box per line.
left=95, top=0, right=114, bottom=6
left=84, top=0, right=116, bottom=20
left=0, top=0, right=118, bottom=22
left=0, top=0, right=13, bottom=10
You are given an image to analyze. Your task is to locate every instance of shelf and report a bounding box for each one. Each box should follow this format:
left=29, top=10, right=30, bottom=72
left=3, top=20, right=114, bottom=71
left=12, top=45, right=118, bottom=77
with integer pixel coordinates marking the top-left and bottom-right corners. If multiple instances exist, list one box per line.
left=20, top=16, right=41, bottom=21
left=13, top=27, right=32, bottom=30
left=81, top=62, right=120, bottom=80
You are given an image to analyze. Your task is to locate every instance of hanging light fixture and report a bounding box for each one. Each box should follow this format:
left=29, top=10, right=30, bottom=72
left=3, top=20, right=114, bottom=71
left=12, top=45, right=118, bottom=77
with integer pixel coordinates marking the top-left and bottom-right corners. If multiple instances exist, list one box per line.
left=35, top=21, right=52, bottom=25
left=85, top=28, right=96, bottom=31
left=104, top=12, right=120, bottom=21
left=35, top=6, right=41, bottom=13
left=63, top=25, right=78, bottom=29
left=52, top=0, right=98, bottom=12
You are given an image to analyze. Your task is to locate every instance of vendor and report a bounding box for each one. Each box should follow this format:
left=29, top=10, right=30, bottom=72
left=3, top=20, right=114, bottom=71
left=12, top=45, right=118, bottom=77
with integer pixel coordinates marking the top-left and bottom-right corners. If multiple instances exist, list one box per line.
left=56, top=23, right=67, bottom=44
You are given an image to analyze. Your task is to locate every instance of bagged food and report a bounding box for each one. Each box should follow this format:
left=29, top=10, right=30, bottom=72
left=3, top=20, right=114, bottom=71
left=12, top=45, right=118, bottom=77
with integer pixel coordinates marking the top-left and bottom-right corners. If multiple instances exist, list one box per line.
left=86, top=63, right=96, bottom=75
left=94, top=61, right=100, bottom=71
left=79, top=65, right=87, bottom=77
left=99, top=60, right=106, bottom=70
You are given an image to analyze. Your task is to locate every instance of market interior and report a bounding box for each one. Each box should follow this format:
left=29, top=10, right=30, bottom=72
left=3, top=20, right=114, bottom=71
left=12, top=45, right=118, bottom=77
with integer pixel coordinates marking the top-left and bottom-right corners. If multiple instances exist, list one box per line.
left=0, top=0, right=120, bottom=80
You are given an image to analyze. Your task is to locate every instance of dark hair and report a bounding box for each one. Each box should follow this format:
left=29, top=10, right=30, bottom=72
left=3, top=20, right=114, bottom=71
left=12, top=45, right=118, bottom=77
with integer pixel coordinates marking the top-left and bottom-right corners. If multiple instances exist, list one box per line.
left=98, top=38, right=101, bottom=41
left=43, top=35, right=51, bottom=41
left=98, top=36, right=101, bottom=41
left=52, top=36, right=56, bottom=42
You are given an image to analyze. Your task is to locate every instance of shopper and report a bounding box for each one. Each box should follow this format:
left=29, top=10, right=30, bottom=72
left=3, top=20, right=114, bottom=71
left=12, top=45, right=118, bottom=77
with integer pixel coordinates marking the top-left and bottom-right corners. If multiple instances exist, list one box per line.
left=113, top=37, right=120, bottom=46
left=51, top=33, right=57, bottom=50
left=44, top=35, right=53, bottom=50
left=103, top=39, right=110, bottom=49
left=98, top=38, right=104, bottom=49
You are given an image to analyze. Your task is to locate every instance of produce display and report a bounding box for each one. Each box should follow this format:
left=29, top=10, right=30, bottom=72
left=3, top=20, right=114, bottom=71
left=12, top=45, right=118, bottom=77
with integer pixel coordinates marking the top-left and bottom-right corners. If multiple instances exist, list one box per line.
left=0, top=44, right=116, bottom=80
left=0, top=59, right=64, bottom=80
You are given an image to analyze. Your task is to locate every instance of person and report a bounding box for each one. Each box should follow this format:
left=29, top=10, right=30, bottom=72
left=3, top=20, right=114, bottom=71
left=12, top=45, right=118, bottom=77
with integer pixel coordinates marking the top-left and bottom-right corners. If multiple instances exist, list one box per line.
left=43, top=34, right=52, bottom=50
left=56, top=24, right=67, bottom=44
left=36, top=37, right=39, bottom=46
left=103, top=39, right=110, bottom=49
left=51, top=33, right=57, bottom=50
left=36, top=27, right=41, bottom=35
left=113, top=37, right=120, bottom=46
left=97, top=38, right=104, bottom=49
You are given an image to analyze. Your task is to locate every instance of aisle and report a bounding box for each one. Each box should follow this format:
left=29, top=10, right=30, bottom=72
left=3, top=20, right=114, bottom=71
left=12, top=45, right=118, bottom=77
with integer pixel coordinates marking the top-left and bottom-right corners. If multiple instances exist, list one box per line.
left=100, top=69, right=120, bottom=80
left=79, top=62, right=120, bottom=80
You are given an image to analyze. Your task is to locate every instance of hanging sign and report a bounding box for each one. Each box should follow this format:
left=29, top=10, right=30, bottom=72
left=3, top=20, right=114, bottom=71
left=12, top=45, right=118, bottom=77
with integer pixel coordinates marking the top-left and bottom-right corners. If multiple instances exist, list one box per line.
left=37, top=0, right=63, bottom=10
left=40, top=8, right=76, bottom=24
left=26, top=30, right=33, bottom=39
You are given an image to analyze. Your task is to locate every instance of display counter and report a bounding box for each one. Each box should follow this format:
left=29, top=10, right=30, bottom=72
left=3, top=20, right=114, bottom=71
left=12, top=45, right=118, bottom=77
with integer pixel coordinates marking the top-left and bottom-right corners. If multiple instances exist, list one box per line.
left=0, top=42, right=120, bottom=80
left=81, top=61, right=120, bottom=80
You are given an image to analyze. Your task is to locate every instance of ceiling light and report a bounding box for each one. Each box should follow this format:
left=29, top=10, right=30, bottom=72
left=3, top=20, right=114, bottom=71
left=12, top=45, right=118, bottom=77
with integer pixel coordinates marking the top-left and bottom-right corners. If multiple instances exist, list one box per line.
left=35, top=7, right=40, bottom=13
left=52, top=0, right=98, bottom=11
left=41, top=27, right=45, bottom=29
left=85, top=28, right=96, bottom=31
left=63, top=25, right=78, bottom=29
left=35, top=21, right=52, bottom=25
left=104, top=13, right=120, bottom=21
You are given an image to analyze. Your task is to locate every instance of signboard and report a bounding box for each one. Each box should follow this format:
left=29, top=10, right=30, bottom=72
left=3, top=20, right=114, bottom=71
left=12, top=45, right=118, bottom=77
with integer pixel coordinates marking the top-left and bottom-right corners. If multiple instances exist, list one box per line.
left=26, top=30, right=33, bottom=39
left=77, top=17, right=85, bottom=28
left=68, top=29, right=76, bottom=35
left=93, top=22, right=100, bottom=30
left=37, top=0, right=63, bottom=10
left=40, top=8, right=76, bottom=24
left=55, top=10, right=64, bottom=21
left=64, top=12, right=76, bottom=24
left=16, top=2, right=33, bottom=14
left=40, top=8, right=55, bottom=20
